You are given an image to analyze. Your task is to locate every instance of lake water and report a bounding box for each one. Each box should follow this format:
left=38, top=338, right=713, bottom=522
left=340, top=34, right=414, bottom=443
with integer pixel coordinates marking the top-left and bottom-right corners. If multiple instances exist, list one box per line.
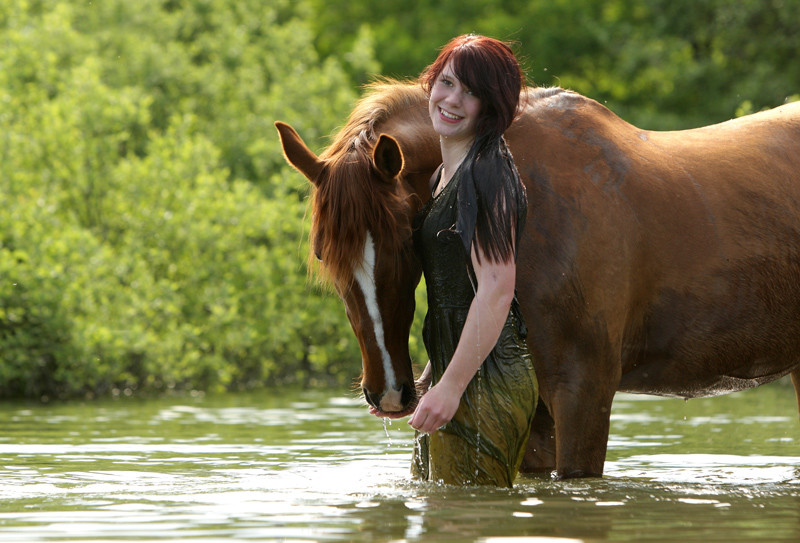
left=0, top=382, right=798, bottom=542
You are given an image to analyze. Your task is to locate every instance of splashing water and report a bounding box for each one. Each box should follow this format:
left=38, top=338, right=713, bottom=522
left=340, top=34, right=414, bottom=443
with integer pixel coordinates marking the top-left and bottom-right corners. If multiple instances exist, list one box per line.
left=383, top=417, right=393, bottom=447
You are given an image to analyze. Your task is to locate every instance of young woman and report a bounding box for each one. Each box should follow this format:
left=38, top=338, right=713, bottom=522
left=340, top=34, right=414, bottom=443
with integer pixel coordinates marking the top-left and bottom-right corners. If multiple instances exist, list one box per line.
left=407, top=34, right=538, bottom=486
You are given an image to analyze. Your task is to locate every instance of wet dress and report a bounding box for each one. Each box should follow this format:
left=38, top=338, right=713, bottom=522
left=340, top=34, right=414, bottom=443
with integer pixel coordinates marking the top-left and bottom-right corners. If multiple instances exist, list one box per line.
left=411, top=165, right=538, bottom=487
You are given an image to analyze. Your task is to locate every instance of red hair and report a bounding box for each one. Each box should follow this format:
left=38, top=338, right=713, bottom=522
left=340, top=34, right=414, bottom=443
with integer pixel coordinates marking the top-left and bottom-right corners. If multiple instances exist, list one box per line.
left=420, top=34, right=526, bottom=141
left=420, top=35, right=529, bottom=264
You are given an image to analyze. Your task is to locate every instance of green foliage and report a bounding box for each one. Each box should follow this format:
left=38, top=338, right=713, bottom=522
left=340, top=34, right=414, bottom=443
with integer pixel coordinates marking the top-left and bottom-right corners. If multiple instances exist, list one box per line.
left=2, top=0, right=797, bottom=399
left=0, top=0, right=377, bottom=399
left=307, top=0, right=800, bottom=129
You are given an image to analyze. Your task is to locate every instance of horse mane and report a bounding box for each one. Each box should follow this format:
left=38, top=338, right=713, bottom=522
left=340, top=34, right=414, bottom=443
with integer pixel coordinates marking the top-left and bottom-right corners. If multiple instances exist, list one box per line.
left=311, top=79, right=428, bottom=287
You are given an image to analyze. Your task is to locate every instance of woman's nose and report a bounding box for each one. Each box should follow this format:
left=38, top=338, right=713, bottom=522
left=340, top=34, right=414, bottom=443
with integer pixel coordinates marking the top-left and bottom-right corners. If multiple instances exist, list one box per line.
left=443, top=90, right=461, bottom=107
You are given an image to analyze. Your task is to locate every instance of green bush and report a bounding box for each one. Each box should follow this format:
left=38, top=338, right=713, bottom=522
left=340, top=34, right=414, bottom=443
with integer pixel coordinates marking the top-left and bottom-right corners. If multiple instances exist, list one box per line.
left=307, top=0, right=800, bottom=129
left=4, top=0, right=795, bottom=399
left=0, top=0, right=373, bottom=399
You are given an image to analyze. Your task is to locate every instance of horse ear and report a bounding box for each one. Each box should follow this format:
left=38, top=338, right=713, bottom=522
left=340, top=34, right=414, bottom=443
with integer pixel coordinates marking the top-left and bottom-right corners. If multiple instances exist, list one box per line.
left=373, top=134, right=404, bottom=181
left=275, top=121, right=324, bottom=185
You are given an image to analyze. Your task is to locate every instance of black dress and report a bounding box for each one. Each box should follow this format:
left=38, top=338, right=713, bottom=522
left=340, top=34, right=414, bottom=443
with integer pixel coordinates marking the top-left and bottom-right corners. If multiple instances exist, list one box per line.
left=411, top=165, right=538, bottom=487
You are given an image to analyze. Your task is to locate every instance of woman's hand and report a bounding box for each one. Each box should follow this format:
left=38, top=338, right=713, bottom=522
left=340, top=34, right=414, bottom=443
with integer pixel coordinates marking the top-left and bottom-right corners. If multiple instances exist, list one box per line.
left=407, top=380, right=461, bottom=434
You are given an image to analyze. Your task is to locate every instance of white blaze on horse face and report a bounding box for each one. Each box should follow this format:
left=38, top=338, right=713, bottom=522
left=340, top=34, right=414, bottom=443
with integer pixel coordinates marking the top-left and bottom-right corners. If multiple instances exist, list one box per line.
left=353, top=231, right=402, bottom=412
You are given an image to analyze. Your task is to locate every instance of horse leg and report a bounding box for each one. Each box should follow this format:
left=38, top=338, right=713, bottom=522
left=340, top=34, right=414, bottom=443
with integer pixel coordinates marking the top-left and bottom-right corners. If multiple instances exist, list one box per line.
left=791, top=368, right=800, bottom=423
left=550, top=375, right=617, bottom=479
left=519, top=400, right=557, bottom=474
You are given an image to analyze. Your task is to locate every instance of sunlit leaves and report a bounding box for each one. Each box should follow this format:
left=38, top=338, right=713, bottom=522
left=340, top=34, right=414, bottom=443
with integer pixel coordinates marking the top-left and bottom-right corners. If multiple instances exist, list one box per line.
left=0, top=0, right=363, bottom=398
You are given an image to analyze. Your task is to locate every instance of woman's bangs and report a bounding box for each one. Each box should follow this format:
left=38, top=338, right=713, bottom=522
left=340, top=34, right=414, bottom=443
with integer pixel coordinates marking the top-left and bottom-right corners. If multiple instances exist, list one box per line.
left=450, top=47, right=488, bottom=99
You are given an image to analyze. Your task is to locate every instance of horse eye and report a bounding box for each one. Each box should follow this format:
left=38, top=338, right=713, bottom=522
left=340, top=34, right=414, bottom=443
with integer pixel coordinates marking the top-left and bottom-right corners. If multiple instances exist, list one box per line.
left=313, top=232, right=324, bottom=263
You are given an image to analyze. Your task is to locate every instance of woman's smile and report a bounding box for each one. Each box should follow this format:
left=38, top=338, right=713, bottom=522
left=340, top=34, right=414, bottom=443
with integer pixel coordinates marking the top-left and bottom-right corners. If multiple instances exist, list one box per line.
left=439, top=107, right=464, bottom=122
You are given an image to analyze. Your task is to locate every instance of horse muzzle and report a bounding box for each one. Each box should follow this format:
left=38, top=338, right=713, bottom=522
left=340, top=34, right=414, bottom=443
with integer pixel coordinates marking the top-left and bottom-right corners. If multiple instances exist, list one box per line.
left=363, top=383, right=415, bottom=414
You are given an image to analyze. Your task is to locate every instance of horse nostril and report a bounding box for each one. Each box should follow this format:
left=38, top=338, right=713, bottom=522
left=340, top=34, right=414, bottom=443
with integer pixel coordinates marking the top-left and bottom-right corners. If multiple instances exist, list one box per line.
left=400, top=383, right=414, bottom=407
left=363, top=388, right=380, bottom=409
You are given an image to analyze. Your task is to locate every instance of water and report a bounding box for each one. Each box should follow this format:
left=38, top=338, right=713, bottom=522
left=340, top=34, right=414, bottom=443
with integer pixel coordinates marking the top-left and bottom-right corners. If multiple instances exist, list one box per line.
left=0, top=383, right=798, bottom=542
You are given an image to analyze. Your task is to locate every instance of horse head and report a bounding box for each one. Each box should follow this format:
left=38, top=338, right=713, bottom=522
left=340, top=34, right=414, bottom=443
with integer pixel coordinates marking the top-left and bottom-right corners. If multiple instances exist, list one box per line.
left=275, top=83, right=439, bottom=415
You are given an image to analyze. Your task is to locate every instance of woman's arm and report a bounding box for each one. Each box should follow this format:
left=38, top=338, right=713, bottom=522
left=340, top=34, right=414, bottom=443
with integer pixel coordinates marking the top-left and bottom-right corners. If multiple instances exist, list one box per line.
left=408, top=244, right=516, bottom=434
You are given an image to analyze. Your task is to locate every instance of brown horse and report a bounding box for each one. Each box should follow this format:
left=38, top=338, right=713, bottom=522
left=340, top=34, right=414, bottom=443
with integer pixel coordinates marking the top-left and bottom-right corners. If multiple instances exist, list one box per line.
left=277, top=80, right=800, bottom=479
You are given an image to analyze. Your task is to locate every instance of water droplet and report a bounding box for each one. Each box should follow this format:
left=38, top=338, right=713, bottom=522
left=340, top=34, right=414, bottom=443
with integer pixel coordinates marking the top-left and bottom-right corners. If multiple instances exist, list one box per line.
left=476, top=364, right=482, bottom=480
left=382, top=417, right=392, bottom=447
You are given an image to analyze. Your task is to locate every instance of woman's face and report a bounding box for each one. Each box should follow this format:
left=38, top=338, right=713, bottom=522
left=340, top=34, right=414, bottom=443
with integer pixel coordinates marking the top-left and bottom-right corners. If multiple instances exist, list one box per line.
left=428, top=61, right=482, bottom=143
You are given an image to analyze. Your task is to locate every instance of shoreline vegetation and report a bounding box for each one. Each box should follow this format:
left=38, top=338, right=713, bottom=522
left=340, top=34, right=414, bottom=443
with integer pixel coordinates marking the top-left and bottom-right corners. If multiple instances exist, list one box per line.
left=1, top=0, right=797, bottom=399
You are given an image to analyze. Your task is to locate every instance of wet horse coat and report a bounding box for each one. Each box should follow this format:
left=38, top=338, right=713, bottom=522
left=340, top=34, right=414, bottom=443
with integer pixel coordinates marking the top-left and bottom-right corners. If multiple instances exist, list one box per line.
left=277, top=82, right=800, bottom=478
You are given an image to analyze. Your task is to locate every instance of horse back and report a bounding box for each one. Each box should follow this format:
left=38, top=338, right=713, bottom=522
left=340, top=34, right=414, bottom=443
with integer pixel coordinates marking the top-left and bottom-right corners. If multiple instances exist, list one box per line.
left=509, top=89, right=800, bottom=398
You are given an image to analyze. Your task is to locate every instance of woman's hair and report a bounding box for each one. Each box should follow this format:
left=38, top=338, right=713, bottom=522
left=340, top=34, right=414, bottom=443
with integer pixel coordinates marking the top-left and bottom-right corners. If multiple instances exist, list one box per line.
left=421, top=34, right=528, bottom=265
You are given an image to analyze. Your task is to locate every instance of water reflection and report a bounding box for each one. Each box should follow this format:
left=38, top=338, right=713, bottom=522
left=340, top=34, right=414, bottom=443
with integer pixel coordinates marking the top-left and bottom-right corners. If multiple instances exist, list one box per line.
left=0, top=384, right=798, bottom=541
